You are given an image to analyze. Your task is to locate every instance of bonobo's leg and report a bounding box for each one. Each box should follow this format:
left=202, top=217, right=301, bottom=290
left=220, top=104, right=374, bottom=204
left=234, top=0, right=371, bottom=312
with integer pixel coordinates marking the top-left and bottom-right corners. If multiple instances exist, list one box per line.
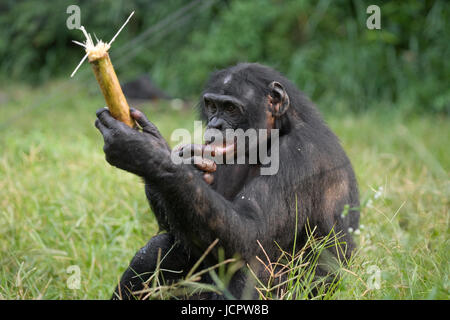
left=112, top=233, right=189, bottom=300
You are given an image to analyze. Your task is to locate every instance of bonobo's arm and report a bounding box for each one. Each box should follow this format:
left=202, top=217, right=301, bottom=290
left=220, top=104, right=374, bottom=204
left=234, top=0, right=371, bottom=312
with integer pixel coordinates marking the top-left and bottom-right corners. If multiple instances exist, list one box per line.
left=95, top=108, right=284, bottom=259
left=154, top=166, right=275, bottom=260
left=95, top=107, right=212, bottom=232
left=95, top=107, right=174, bottom=231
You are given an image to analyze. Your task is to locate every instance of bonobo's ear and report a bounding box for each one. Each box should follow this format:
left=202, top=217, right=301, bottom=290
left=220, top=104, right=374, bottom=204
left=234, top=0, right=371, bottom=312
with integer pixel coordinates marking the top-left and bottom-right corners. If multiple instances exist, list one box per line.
left=268, top=81, right=290, bottom=117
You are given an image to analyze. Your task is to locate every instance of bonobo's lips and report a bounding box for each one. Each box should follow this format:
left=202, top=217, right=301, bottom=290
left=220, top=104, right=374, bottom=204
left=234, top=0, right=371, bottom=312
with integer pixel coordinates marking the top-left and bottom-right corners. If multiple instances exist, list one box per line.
left=204, top=137, right=236, bottom=156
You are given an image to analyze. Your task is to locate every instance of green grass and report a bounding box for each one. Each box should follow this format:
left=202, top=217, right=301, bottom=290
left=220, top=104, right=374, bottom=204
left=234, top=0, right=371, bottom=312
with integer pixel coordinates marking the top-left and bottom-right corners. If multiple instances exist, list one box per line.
left=0, top=81, right=448, bottom=299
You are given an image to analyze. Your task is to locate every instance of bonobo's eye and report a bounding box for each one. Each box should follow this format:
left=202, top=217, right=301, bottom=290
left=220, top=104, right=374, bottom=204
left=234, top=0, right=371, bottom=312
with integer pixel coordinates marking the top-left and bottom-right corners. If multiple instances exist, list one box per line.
left=205, top=101, right=217, bottom=114
left=224, top=103, right=235, bottom=113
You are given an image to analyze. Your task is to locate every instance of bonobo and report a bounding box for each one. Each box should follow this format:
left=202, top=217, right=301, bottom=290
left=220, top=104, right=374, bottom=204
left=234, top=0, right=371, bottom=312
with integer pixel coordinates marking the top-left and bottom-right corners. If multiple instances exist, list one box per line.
left=94, top=63, right=359, bottom=299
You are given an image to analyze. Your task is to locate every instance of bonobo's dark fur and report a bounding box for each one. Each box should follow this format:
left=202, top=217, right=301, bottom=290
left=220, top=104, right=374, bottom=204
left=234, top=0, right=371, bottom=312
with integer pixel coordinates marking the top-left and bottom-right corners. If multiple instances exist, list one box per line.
left=95, top=63, right=359, bottom=300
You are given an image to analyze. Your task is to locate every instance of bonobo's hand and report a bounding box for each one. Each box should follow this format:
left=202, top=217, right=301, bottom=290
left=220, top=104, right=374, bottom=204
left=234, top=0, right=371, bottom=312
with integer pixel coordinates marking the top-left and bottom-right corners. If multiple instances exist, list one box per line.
left=95, top=107, right=172, bottom=178
left=173, top=143, right=217, bottom=185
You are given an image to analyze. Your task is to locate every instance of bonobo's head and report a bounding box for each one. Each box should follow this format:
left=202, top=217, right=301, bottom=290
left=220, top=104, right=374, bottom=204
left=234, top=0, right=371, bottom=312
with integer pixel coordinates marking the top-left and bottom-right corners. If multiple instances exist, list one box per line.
left=200, top=63, right=291, bottom=157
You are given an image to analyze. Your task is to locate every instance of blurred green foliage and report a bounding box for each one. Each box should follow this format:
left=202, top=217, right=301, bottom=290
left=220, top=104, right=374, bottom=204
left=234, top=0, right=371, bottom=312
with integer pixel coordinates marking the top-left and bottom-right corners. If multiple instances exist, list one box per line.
left=0, top=0, right=448, bottom=113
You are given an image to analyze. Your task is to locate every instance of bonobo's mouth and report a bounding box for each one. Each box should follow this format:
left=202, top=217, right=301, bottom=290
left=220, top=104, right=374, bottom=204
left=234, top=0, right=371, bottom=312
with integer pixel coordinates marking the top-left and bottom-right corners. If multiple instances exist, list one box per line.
left=204, top=136, right=236, bottom=157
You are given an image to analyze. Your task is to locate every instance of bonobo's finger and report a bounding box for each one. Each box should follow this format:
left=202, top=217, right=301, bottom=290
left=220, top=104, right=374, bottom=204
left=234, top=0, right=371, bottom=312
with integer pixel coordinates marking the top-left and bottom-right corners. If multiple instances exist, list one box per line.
left=178, top=144, right=216, bottom=158
left=178, top=144, right=202, bottom=158
left=96, top=108, right=120, bottom=129
left=172, top=143, right=185, bottom=154
left=130, top=108, right=160, bottom=136
left=190, top=156, right=217, bottom=173
left=95, top=107, right=108, bottom=117
left=203, top=173, right=214, bottom=185
left=129, top=107, right=148, bottom=125
left=94, top=119, right=109, bottom=136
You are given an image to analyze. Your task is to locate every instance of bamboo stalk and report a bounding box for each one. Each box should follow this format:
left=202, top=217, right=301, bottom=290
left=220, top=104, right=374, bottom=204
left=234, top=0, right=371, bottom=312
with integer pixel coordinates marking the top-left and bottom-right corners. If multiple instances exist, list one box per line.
left=89, top=51, right=134, bottom=127
left=71, top=12, right=135, bottom=128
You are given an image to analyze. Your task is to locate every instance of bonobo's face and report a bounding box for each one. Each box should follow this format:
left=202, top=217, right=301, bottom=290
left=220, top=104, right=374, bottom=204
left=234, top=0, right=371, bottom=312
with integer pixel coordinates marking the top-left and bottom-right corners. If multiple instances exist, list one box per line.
left=202, top=79, right=267, bottom=148
left=203, top=92, right=247, bottom=132
left=203, top=89, right=263, bottom=132
left=202, top=71, right=290, bottom=152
